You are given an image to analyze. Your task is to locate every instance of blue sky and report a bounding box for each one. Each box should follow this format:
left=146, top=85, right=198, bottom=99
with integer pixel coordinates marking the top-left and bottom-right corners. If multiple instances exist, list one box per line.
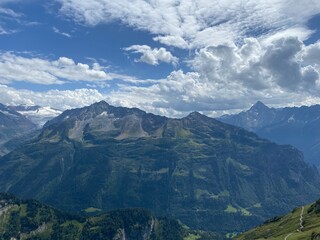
left=0, top=1, right=178, bottom=81
left=0, top=0, right=320, bottom=117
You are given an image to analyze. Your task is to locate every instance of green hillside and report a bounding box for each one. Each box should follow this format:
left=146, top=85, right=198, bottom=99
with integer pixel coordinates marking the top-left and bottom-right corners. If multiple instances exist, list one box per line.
left=237, top=199, right=320, bottom=239
left=0, top=193, right=222, bottom=240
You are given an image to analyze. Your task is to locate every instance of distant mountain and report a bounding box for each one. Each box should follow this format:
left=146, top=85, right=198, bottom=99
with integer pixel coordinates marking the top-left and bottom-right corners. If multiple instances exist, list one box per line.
left=0, top=103, right=37, bottom=156
left=218, top=102, right=320, bottom=168
left=1, top=101, right=320, bottom=234
left=218, top=101, right=278, bottom=132
left=237, top=198, right=320, bottom=239
left=10, top=104, right=62, bottom=127
left=0, top=193, right=219, bottom=240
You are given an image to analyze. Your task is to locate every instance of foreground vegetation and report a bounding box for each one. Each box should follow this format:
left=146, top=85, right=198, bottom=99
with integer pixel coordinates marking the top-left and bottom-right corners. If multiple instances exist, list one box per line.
left=0, top=193, right=223, bottom=240
left=237, top=199, right=320, bottom=239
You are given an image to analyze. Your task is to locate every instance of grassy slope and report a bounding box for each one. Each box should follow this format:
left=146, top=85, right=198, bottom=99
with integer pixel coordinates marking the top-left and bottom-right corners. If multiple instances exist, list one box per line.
left=237, top=200, right=320, bottom=240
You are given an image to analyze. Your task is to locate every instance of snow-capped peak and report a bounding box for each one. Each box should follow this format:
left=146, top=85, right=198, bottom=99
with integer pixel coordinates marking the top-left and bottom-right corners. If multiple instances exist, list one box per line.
left=10, top=105, right=62, bottom=127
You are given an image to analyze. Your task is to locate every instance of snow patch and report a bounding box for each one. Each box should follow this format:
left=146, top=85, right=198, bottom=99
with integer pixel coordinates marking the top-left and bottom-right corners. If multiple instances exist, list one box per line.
left=98, top=111, right=109, bottom=117
left=17, top=106, right=62, bottom=127
left=288, top=115, right=295, bottom=123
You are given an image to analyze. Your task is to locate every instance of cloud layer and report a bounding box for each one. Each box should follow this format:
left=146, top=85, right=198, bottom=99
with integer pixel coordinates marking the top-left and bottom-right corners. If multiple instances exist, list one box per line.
left=1, top=37, right=320, bottom=117
left=0, top=84, right=104, bottom=110
left=0, top=1, right=319, bottom=118
left=0, top=52, right=129, bottom=85
left=58, top=0, right=320, bottom=48
left=191, top=37, right=320, bottom=93
left=109, top=37, right=320, bottom=116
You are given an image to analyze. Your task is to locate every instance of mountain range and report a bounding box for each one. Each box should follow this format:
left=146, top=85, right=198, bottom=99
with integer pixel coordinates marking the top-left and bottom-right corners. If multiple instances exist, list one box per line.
left=0, top=101, right=319, bottom=234
left=219, top=101, right=320, bottom=169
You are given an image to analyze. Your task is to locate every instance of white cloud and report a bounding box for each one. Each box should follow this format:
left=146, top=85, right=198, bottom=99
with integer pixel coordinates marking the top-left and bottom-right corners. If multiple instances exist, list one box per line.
left=105, top=37, right=320, bottom=117
left=124, top=45, right=178, bottom=66
left=0, top=52, right=134, bottom=85
left=57, top=0, right=320, bottom=48
left=106, top=68, right=320, bottom=117
left=0, top=84, right=105, bottom=110
left=153, top=36, right=189, bottom=49
left=1, top=37, right=318, bottom=118
left=0, top=1, right=319, bottom=117
left=0, top=7, right=22, bottom=18
left=301, top=41, right=320, bottom=66
left=0, top=47, right=319, bottom=118
left=190, top=37, right=320, bottom=92
left=0, top=26, right=10, bottom=35
left=260, top=27, right=315, bottom=46
left=0, top=2, right=24, bottom=35
left=52, top=27, right=72, bottom=38
left=37, top=1, right=320, bottom=116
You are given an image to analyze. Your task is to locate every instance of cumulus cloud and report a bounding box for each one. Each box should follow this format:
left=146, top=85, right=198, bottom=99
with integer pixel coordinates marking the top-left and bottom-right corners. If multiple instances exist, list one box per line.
left=301, top=41, right=320, bottom=66
left=0, top=1, right=319, bottom=118
left=260, top=27, right=315, bottom=45
left=105, top=37, right=320, bottom=117
left=191, top=37, right=320, bottom=93
left=0, top=84, right=105, bottom=110
left=0, top=55, right=319, bottom=118
left=53, top=0, right=320, bottom=116
left=57, top=0, right=320, bottom=48
left=261, top=37, right=317, bottom=90
left=107, top=69, right=320, bottom=117
left=0, top=52, right=133, bottom=85
left=1, top=38, right=318, bottom=118
left=124, top=45, right=178, bottom=66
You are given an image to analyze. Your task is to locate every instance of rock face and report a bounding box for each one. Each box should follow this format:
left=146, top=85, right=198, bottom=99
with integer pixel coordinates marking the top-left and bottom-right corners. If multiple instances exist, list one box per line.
left=218, top=102, right=320, bottom=168
left=0, top=103, right=37, bottom=156
left=1, top=101, right=320, bottom=233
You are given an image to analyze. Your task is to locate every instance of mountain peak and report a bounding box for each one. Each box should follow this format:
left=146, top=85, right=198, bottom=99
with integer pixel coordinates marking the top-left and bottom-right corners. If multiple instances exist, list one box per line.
left=187, top=111, right=202, bottom=117
left=250, top=101, right=269, bottom=111
left=185, top=111, right=209, bottom=121
left=92, top=100, right=109, bottom=107
left=87, top=100, right=110, bottom=111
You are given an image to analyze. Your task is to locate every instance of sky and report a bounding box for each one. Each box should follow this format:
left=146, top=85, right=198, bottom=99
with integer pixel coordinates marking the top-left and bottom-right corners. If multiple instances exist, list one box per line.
left=0, top=0, right=320, bottom=117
